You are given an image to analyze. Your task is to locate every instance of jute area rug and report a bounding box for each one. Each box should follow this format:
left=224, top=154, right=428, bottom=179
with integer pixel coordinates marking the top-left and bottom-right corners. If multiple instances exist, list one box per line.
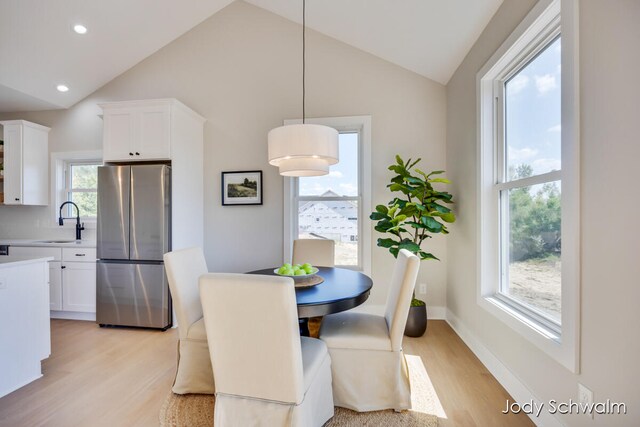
left=160, top=355, right=439, bottom=426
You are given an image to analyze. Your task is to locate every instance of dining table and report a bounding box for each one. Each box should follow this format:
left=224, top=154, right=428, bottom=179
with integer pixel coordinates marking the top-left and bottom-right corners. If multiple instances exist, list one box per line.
left=247, top=266, right=373, bottom=336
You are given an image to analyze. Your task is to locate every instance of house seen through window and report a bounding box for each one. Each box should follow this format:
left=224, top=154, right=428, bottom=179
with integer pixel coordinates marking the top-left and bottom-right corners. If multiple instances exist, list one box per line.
left=295, top=132, right=360, bottom=267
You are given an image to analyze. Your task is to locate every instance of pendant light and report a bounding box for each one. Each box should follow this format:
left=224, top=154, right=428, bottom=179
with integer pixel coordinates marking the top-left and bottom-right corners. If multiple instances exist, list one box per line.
left=268, top=0, right=339, bottom=177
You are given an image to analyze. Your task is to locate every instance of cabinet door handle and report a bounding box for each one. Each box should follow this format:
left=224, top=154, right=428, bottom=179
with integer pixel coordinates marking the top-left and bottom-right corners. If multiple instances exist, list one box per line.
left=61, top=266, right=66, bottom=269
left=75, top=254, right=86, bottom=257
left=129, top=152, right=134, bottom=156
left=135, top=152, right=140, bottom=156
left=15, top=198, right=20, bottom=201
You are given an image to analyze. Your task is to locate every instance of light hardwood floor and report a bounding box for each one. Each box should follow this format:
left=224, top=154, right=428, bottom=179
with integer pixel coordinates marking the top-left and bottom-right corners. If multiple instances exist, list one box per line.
left=0, top=319, right=532, bottom=427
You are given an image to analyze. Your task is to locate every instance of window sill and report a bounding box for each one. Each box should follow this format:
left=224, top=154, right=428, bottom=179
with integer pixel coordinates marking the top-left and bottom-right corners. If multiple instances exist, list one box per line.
left=478, top=293, right=577, bottom=372
left=485, top=295, right=560, bottom=342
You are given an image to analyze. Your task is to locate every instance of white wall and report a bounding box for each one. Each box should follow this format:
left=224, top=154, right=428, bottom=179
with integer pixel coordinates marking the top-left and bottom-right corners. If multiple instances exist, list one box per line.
left=0, top=1, right=447, bottom=308
left=447, top=0, right=640, bottom=425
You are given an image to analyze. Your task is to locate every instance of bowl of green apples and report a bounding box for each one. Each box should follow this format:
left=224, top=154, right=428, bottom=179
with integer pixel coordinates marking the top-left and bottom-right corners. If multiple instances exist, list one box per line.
left=274, top=263, right=319, bottom=279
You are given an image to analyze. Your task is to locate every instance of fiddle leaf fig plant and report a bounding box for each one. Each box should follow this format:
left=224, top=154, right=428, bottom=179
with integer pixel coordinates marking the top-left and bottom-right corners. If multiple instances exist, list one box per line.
left=370, top=155, right=456, bottom=305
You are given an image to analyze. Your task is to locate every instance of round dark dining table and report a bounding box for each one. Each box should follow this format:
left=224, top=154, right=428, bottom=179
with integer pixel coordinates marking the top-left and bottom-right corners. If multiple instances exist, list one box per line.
left=247, top=266, right=373, bottom=336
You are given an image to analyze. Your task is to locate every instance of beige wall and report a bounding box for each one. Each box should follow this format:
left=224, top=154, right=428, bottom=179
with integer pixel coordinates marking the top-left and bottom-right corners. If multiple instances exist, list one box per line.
left=0, top=1, right=447, bottom=307
left=447, top=0, right=640, bottom=425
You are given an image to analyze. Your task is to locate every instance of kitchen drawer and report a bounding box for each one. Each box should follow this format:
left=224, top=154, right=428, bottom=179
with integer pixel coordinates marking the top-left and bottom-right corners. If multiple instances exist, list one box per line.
left=8, top=246, right=62, bottom=261
left=62, top=247, right=97, bottom=262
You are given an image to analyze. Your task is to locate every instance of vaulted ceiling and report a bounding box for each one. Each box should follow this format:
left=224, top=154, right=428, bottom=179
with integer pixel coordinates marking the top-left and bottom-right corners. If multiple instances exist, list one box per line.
left=0, top=0, right=502, bottom=113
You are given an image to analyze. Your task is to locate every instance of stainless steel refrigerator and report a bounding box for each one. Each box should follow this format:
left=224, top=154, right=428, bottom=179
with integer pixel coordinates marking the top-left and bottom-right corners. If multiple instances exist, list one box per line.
left=96, top=164, right=172, bottom=330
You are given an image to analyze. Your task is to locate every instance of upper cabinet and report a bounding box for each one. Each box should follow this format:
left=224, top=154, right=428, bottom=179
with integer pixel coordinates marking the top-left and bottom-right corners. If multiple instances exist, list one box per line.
left=100, top=99, right=203, bottom=162
left=0, top=120, right=50, bottom=206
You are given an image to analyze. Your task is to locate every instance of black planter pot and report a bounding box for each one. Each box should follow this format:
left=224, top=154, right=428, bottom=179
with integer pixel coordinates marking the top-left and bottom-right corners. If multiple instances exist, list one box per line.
left=404, top=304, right=427, bottom=337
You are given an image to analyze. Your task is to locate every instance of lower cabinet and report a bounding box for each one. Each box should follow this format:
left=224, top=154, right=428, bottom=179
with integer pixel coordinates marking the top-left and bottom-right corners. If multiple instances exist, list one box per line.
left=61, top=262, right=96, bottom=312
left=8, top=245, right=96, bottom=316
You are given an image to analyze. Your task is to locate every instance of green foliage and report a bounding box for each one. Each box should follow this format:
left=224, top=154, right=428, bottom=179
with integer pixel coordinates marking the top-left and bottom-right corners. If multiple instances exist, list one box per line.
left=509, top=166, right=561, bottom=261
left=370, top=155, right=456, bottom=262
left=410, top=298, right=426, bottom=307
left=70, top=165, right=98, bottom=218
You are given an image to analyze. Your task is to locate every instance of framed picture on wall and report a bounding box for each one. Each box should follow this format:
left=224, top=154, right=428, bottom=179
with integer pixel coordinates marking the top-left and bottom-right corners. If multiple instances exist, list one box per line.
left=221, top=170, right=263, bottom=206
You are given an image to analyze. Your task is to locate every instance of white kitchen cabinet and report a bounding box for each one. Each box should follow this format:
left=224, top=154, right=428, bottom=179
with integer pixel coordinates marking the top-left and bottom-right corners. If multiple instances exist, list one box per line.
left=0, top=258, right=51, bottom=398
left=0, top=120, right=50, bottom=205
left=60, top=247, right=96, bottom=313
left=101, top=100, right=172, bottom=162
left=62, top=262, right=96, bottom=312
left=7, top=245, right=96, bottom=318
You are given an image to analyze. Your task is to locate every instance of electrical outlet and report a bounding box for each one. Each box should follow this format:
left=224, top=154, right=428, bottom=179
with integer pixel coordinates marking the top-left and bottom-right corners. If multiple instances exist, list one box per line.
left=578, top=383, right=594, bottom=418
left=419, top=283, right=427, bottom=294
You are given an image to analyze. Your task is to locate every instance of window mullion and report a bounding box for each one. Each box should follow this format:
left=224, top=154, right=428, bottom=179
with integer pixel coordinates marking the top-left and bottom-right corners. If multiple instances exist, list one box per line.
left=297, top=196, right=359, bottom=202
left=496, top=170, right=562, bottom=191
left=69, top=188, right=98, bottom=193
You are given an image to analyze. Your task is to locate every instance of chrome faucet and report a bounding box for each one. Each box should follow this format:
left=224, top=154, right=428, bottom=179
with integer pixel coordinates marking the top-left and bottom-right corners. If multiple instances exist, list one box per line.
left=58, top=201, right=85, bottom=240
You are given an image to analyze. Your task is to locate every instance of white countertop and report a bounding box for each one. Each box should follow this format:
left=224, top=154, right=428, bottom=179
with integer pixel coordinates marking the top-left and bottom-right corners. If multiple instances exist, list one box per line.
left=0, top=239, right=96, bottom=248
left=0, top=256, right=54, bottom=268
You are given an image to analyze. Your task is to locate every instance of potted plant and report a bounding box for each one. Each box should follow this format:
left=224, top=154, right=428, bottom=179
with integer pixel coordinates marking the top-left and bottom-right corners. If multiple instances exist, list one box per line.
left=370, top=155, right=456, bottom=337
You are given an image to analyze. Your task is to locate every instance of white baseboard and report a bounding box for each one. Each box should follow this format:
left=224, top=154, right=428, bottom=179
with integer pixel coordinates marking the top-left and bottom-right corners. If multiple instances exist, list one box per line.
left=50, top=311, right=96, bottom=322
left=446, top=309, right=564, bottom=427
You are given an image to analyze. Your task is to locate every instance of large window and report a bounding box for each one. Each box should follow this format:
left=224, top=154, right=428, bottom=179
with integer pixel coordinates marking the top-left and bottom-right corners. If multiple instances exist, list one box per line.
left=498, top=35, right=562, bottom=327
left=296, top=133, right=360, bottom=267
left=478, top=0, right=580, bottom=371
left=284, top=116, right=371, bottom=273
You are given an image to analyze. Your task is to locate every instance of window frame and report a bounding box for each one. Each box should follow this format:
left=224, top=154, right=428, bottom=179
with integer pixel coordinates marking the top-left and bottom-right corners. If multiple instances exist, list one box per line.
left=496, top=30, right=563, bottom=334
left=476, top=0, right=581, bottom=372
left=283, top=116, right=372, bottom=275
left=51, top=151, right=102, bottom=228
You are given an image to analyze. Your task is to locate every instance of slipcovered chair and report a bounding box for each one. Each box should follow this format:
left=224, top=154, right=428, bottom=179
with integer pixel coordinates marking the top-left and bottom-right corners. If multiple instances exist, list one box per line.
left=199, top=273, right=334, bottom=426
left=319, top=249, right=420, bottom=412
left=292, top=238, right=335, bottom=267
left=163, top=247, right=214, bottom=394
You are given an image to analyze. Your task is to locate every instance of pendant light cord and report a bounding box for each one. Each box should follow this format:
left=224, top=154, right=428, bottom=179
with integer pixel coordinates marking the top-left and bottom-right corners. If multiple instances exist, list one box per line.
left=302, top=0, right=306, bottom=124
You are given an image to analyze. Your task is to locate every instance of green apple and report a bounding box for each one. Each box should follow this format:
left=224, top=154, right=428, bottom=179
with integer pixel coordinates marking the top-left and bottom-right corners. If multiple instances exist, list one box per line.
left=277, top=266, right=289, bottom=275
left=293, top=269, right=306, bottom=276
left=303, top=266, right=314, bottom=274
left=301, top=263, right=312, bottom=269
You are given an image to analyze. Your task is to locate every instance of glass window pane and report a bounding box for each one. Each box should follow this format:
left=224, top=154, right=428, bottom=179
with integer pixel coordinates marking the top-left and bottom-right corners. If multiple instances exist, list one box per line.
left=66, top=163, right=99, bottom=218
left=503, top=181, right=561, bottom=321
left=298, top=200, right=358, bottom=266
left=505, top=36, right=561, bottom=180
left=299, top=133, right=358, bottom=196
left=71, top=164, right=99, bottom=189
left=71, top=191, right=98, bottom=218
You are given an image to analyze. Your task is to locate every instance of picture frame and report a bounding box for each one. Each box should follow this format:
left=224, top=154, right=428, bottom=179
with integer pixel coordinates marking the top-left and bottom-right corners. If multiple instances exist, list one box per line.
left=221, top=170, right=263, bottom=206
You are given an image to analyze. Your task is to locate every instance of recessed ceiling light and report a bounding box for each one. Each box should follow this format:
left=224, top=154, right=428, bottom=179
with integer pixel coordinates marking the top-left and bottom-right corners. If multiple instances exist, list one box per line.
left=57, top=84, right=69, bottom=93
left=73, top=24, right=88, bottom=34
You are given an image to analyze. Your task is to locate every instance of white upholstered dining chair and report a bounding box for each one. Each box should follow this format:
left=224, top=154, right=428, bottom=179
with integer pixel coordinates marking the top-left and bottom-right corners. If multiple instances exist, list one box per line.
left=163, top=247, right=215, bottom=394
left=292, top=238, right=335, bottom=267
left=319, top=249, right=420, bottom=412
left=199, top=273, right=334, bottom=426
